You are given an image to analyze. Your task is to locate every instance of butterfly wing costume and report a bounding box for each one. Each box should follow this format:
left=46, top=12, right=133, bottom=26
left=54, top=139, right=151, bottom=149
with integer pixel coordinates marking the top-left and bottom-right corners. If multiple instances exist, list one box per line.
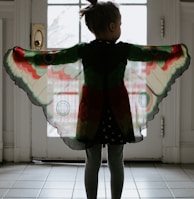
left=3, top=40, right=190, bottom=149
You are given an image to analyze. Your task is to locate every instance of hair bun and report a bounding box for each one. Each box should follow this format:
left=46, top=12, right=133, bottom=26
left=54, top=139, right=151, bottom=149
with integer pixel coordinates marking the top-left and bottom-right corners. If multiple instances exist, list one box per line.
left=87, top=0, right=97, bottom=5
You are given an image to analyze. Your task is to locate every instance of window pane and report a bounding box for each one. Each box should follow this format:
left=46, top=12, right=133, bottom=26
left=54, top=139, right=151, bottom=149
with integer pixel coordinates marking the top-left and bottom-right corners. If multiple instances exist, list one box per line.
left=119, top=5, right=147, bottom=44
left=48, top=0, right=79, bottom=4
left=81, top=5, right=147, bottom=44
left=47, top=6, right=79, bottom=48
left=116, top=0, right=146, bottom=3
left=48, top=0, right=147, bottom=4
left=81, top=16, right=95, bottom=42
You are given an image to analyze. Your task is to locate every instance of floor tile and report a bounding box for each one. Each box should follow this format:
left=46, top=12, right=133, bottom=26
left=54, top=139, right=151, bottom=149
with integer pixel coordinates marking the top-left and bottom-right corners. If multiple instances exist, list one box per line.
left=106, top=188, right=139, bottom=198
left=171, top=188, right=194, bottom=198
left=121, top=189, right=140, bottom=198
left=123, top=181, right=137, bottom=189
left=5, top=198, right=37, bottom=199
left=0, top=174, right=20, bottom=181
left=18, top=173, right=48, bottom=181
left=0, top=181, right=14, bottom=188
left=133, top=174, right=163, bottom=182
left=1, top=163, right=194, bottom=199
left=22, top=165, right=52, bottom=175
left=72, top=189, right=87, bottom=198
left=74, top=181, right=85, bottom=190
left=138, top=188, right=173, bottom=198
left=39, top=188, right=73, bottom=198
left=0, top=189, right=8, bottom=197
left=38, top=198, right=67, bottom=199
left=5, top=188, right=40, bottom=197
left=38, top=198, right=69, bottom=199
left=12, top=180, right=45, bottom=188
left=162, top=174, right=191, bottom=181
left=136, top=181, right=168, bottom=189
left=0, top=164, right=26, bottom=173
left=166, top=181, right=194, bottom=189
left=43, top=181, right=75, bottom=189
left=137, top=198, right=173, bottom=199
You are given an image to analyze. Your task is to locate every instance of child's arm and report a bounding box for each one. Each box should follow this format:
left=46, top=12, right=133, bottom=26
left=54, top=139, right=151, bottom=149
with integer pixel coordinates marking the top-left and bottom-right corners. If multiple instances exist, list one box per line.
left=10, top=43, right=84, bottom=67
left=3, top=43, right=85, bottom=105
left=34, top=43, right=85, bottom=66
left=124, top=42, right=190, bottom=126
left=126, top=43, right=183, bottom=62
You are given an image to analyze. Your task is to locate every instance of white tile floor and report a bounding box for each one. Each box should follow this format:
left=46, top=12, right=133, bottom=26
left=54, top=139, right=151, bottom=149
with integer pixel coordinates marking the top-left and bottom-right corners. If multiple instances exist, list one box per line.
left=0, top=162, right=194, bottom=198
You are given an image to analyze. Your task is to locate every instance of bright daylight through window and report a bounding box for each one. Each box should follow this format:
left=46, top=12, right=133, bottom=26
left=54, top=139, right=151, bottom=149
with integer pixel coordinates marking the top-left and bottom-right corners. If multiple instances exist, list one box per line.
left=47, top=0, right=147, bottom=137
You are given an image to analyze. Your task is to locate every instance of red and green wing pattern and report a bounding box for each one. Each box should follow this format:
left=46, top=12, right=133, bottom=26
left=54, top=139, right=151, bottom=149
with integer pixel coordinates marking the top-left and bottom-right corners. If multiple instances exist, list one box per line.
left=125, top=44, right=190, bottom=131
left=4, top=46, right=82, bottom=138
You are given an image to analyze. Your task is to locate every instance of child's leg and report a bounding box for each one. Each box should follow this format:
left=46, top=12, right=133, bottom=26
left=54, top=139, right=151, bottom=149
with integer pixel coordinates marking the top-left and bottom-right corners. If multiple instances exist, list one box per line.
left=108, top=144, right=124, bottom=199
left=85, top=144, right=102, bottom=199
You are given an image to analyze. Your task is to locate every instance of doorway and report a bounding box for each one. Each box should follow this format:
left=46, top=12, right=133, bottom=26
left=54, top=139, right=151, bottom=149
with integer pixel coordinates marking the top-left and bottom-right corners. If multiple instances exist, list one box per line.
left=32, top=0, right=168, bottom=161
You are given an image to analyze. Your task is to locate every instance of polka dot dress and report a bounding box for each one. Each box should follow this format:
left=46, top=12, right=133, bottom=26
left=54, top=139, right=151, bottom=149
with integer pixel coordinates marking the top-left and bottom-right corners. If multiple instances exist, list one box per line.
left=97, top=107, right=126, bottom=145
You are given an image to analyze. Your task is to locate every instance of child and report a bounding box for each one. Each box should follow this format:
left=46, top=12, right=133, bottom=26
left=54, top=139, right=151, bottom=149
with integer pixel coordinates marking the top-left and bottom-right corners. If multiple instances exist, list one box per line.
left=79, top=1, right=128, bottom=198
left=3, top=0, right=190, bottom=199
left=78, top=1, right=189, bottom=198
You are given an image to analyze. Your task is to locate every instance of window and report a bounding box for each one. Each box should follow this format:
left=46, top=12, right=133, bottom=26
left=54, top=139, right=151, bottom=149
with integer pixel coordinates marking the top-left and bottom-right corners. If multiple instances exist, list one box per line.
left=47, top=0, right=147, bottom=137
left=47, top=0, right=147, bottom=48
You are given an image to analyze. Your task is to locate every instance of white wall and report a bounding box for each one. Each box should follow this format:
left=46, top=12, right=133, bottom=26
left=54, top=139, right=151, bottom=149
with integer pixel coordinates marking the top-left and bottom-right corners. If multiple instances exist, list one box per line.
left=0, top=1, right=15, bottom=162
left=0, top=19, right=3, bottom=162
left=1, top=0, right=32, bottom=162
left=179, top=2, right=194, bottom=163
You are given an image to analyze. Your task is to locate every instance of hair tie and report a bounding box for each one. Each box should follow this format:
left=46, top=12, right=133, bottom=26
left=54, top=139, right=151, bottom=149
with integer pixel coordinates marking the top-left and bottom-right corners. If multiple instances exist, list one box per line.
left=80, top=0, right=97, bottom=18
left=87, top=0, right=97, bottom=5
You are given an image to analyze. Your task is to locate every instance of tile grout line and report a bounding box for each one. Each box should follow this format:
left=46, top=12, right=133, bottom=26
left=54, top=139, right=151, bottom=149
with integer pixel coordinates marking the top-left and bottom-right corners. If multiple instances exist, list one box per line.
left=154, top=163, right=176, bottom=199
left=180, top=164, right=194, bottom=182
left=2, top=164, right=29, bottom=198
left=1, top=163, right=194, bottom=198
left=71, top=165, right=80, bottom=199
left=36, top=164, right=53, bottom=198
left=128, top=163, right=141, bottom=199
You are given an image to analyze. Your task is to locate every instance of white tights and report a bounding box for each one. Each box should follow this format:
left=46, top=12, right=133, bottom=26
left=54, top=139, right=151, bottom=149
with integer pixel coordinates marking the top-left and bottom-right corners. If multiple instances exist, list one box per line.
left=85, top=144, right=124, bottom=199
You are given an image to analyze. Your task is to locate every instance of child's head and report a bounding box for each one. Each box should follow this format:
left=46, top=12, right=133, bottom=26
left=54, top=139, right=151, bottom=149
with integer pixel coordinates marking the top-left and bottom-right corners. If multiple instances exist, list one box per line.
left=80, top=0, right=121, bottom=41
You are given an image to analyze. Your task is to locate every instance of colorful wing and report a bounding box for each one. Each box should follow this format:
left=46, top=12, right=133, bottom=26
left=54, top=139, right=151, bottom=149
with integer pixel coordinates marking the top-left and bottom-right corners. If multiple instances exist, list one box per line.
left=3, top=46, right=83, bottom=145
left=4, top=43, right=190, bottom=149
left=125, top=44, right=190, bottom=132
